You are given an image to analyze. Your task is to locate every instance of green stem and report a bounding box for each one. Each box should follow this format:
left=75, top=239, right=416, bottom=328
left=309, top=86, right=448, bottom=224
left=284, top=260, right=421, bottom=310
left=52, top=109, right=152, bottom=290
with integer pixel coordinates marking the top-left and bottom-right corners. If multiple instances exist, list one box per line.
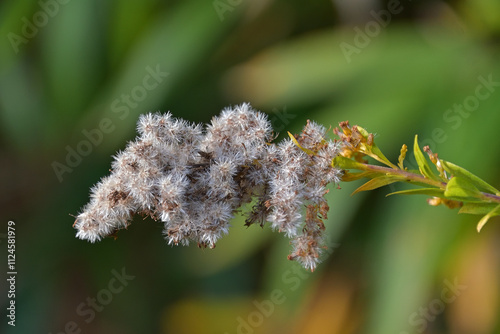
left=478, top=192, right=500, bottom=204
left=354, top=163, right=446, bottom=189
left=350, top=162, right=500, bottom=204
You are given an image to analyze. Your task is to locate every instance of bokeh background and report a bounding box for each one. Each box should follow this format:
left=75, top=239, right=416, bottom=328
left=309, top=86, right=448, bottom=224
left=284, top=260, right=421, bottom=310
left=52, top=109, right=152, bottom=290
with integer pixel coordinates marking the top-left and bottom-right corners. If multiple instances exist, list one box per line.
left=1, top=0, right=500, bottom=333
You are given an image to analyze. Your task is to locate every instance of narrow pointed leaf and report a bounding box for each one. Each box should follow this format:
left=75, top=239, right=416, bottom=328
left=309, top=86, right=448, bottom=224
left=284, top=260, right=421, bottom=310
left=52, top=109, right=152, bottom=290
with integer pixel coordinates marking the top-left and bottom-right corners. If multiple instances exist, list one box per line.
left=459, top=202, right=500, bottom=215
left=352, top=175, right=405, bottom=195
left=341, top=171, right=378, bottom=182
left=288, top=131, right=315, bottom=155
left=333, top=155, right=366, bottom=170
left=444, top=176, right=481, bottom=200
left=354, top=125, right=394, bottom=167
left=440, top=160, right=499, bottom=195
left=386, top=188, right=445, bottom=197
left=354, top=125, right=370, bottom=138
left=414, top=135, right=439, bottom=181
left=370, top=143, right=395, bottom=167
left=398, top=144, right=408, bottom=170
left=477, top=204, right=500, bottom=232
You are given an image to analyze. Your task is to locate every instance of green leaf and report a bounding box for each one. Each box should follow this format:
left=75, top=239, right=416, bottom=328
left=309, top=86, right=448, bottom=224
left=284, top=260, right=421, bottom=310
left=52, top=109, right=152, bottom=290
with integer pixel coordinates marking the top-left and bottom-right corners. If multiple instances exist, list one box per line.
left=397, top=144, right=408, bottom=170
left=413, top=135, right=439, bottom=181
left=341, top=171, right=378, bottom=182
left=370, top=144, right=395, bottom=168
left=477, top=204, right=500, bottom=232
left=354, top=125, right=370, bottom=138
left=352, top=175, right=405, bottom=195
left=287, top=131, right=314, bottom=155
left=440, top=160, right=499, bottom=195
left=386, top=188, right=445, bottom=197
left=444, top=176, right=482, bottom=200
left=333, top=156, right=366, bottom=170
left=356, top=126, right=395, bottom=167
left=459, top=202, right=500, bottom=215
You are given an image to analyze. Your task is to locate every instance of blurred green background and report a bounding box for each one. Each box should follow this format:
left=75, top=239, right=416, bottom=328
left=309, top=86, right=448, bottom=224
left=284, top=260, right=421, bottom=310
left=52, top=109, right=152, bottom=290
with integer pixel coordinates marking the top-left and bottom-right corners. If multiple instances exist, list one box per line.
left=1, top=0, right=500, bottom=333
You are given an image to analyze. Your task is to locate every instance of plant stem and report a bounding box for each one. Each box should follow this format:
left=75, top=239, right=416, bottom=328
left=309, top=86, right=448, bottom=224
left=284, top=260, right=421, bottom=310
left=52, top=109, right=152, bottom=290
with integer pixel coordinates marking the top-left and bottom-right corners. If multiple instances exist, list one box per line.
left=355, top=163, right=446, bottom=188
left=352, top=162, right=500, bottom=204
left=478, top=192, right=500, bottom=204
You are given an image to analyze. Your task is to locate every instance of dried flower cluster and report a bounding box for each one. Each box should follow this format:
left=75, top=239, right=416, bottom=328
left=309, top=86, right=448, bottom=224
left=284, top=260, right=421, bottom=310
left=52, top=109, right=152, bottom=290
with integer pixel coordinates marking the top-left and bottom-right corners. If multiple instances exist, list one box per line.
left=74, top=103, right=342, bottom=270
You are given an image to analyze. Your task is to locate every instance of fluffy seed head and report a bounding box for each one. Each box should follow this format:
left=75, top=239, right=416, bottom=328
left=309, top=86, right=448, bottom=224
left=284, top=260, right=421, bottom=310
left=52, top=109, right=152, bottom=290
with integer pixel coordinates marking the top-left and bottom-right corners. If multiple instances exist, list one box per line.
left=74, top=103, right=341, bottom=270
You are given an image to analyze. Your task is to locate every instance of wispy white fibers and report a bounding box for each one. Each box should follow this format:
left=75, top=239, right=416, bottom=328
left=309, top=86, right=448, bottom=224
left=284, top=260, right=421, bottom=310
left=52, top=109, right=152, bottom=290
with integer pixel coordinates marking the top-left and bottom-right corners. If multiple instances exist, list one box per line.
left=74, top=103, right=342, bottom=270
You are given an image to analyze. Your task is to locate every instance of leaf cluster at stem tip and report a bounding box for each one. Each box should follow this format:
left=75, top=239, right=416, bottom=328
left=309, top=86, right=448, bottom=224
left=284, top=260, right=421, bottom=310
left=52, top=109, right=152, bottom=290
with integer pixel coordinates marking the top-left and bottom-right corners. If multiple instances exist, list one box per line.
left=331, top=121, right=500, bottom=232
